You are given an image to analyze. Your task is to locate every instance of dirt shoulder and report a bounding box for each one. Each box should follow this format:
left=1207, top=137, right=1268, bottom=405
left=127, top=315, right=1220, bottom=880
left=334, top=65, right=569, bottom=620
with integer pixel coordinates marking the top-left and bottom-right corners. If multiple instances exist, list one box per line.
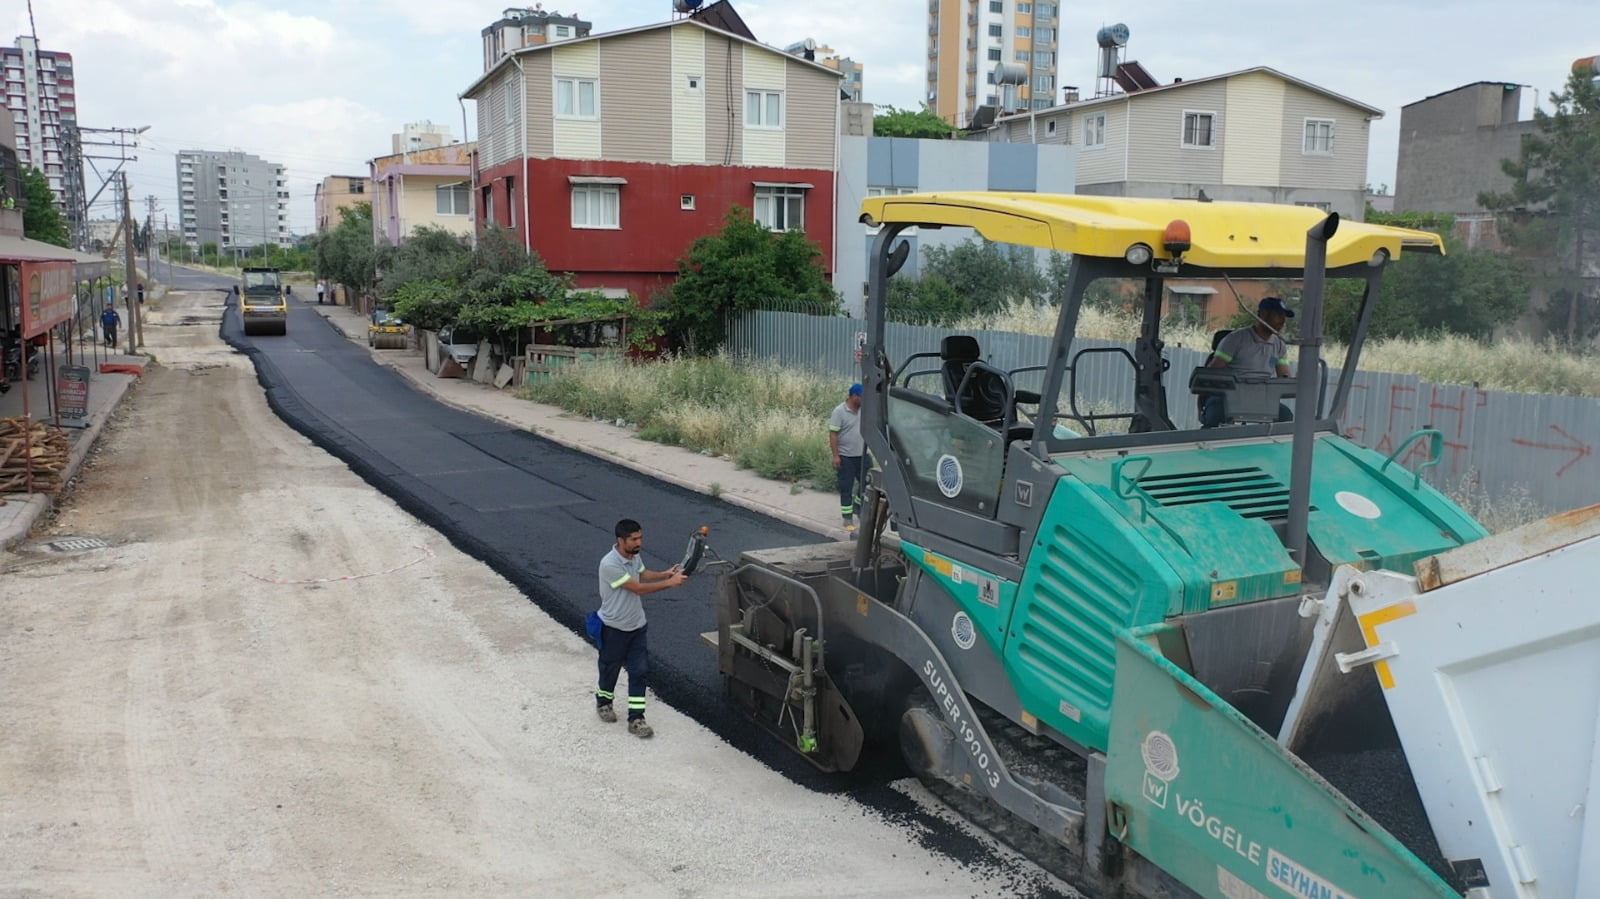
left=0, top=289, right=1054, bottom=896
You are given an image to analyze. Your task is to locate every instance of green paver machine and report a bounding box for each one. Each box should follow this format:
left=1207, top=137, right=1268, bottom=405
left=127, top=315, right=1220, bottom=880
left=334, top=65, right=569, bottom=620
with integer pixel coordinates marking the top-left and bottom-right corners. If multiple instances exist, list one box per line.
left=710, top=194, right=1600, bottom=897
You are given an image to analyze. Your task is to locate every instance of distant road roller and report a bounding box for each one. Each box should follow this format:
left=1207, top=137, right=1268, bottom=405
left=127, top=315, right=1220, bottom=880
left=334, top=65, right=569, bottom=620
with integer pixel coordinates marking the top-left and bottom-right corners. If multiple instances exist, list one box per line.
left=368, top=308, right=411, bottom=350
left=239, top=267, right=287, bottom=336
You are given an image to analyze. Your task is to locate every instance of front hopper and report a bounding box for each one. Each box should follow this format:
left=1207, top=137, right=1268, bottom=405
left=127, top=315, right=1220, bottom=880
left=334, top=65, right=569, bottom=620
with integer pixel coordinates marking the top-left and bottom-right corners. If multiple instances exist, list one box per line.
left=1104, top=624, right=1455, bottom=898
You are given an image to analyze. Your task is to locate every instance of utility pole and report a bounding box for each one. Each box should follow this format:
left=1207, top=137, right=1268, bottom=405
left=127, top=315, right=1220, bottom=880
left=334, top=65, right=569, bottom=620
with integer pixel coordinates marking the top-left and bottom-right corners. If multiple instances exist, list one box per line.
left=144, top=194, right=157, bottom=295
left=164, top=213, right=174, bottom=284
left=120, top=172, right=144, bottom=352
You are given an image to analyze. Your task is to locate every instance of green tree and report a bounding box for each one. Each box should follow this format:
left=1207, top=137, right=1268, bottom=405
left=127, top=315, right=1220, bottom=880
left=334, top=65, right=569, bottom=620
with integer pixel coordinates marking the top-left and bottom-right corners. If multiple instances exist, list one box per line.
left=1479, top=66, right=1600, bottom=341
left=873, top=105, right=954, bottom=140
left=1322, top=236, right=1530, bottom=342
left=659, top=207, right=838, bottom=353
left=379, top=225, right=473, bottom=297
left=20, top=166, right=70, bottom=247
left=310, top=202, right=379, bottom=305
left=919, top=238, right=1046, bottom=315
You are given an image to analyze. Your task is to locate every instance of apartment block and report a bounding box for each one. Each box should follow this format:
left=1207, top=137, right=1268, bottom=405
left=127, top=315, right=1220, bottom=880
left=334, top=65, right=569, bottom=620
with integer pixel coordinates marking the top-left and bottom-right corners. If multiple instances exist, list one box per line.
left=784, top=41, right=864, bottom=102
left=927, top=0, right=1060, bottom=128
left=175, top=150, right=291, bottom=250
left=2, top=36, right=85, bottom=242
left=393, top=120, right=454, bottom=155
left=314, top=174, right=368, bottom=233
left=370, top=143, right=475, bottom=246
left=482, top=7, right=593, bottom=72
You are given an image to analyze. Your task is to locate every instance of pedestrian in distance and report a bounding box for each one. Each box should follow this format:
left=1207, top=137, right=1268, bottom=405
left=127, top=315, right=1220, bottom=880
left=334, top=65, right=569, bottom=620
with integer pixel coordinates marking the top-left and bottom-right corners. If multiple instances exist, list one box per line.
left=593, top=518, right=688, bottom=738
left=100, top=304, right=122, bottom=348
left=830, top=382, right=866, bottom=533
left=136, top=283, right=144, bottom=304
left=316, top=280, right=326, bottom=305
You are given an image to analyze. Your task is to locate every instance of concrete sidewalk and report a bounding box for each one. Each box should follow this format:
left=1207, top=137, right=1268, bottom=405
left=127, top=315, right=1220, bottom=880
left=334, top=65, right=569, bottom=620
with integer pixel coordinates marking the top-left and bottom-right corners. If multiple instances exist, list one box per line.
left=0, top=349, right=146, bottom=549
left=310, top=304, right=847, bottom=540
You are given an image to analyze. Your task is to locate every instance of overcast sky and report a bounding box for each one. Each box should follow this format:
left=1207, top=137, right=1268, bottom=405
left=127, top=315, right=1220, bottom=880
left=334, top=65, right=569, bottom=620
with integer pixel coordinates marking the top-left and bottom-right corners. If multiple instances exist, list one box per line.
left=14, top=0, right=1593, bottom=234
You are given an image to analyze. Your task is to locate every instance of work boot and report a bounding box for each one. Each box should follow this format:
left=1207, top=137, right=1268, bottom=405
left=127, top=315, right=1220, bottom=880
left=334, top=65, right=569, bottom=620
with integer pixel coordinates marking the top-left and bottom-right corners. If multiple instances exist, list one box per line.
left=627, top=717, right=654, bottom=738
left=843, top=518, right=857, bottom=533
left=596, top=703, right=617, bottom=723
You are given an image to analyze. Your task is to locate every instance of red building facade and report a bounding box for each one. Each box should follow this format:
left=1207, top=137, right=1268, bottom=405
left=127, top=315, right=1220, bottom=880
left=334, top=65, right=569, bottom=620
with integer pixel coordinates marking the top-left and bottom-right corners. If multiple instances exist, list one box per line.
left=463, top=17, right=843, bottom=303
left=477, top=156, right=835, bottom=299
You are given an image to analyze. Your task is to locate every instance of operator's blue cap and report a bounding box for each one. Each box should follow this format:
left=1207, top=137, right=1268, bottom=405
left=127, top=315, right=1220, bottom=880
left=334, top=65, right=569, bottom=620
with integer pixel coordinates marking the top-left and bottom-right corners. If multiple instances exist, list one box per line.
left=1258, top=296, right=1295, bottom=318
left=848, top=383, right=862, bottom=396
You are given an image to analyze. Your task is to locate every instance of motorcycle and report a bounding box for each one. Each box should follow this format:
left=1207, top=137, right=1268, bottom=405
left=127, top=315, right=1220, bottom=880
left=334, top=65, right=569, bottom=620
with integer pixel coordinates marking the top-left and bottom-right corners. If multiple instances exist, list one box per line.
left=3, top=339, right=42, bottom=382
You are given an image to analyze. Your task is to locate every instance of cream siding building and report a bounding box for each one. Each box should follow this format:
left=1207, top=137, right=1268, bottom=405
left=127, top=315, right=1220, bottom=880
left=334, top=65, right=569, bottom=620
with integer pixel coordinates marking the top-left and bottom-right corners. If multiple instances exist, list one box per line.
left=983, top=66, right=1380, bottom=221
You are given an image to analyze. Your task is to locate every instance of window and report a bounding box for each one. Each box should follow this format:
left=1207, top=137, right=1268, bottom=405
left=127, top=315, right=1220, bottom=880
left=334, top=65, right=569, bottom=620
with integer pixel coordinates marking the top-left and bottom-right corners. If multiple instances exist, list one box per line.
left=1295, top=201, right=1332, bottom=211
left=1018, top=2, right=1032, bottom=11
left=1018, top=26, right=1031, bottom=37
left=1014, top=50, right=1030, bottom=62
left=350, top=179, right=365, bottom=194
left=685, top=74, right=702, bottom=92
left=754, top=185, right=805, bottom=231
left=554, top=24, right=571, bottom=37
left=987, top=24, right=1003, bottom=38
left=506, top=176, right=517, bottom=227
left=1046, top=119, right=1056, bottom=135
left=1182, top=111, right=1214, bottom=148
left=680, top=194, right=696, bottom=210
left=1303, top=118, right=1334, bottom=154
left=987, top=48, right=1002, bottom=62
left=556, top=77, right=597, bottom=118
left=988, top=0, right=1003, bottom=10
left=571, top=185, right=619, bottom=228
left=1083, top=112, right=1106, bottom=148
left=436, top=183, right=470, bottom=215
left=745, top=89, right=783, bottom=127
left=1036, top=27, right=1054, bottom=42
left=985, top=94, right=999, bottom=105
left=1033, top=50, right=1053, bottom=67
left=503, top=81, right=517, bottom=121
left=1034, top=74, right=1053, bottom=92
left=1037, top=3, right=1055, bottom=16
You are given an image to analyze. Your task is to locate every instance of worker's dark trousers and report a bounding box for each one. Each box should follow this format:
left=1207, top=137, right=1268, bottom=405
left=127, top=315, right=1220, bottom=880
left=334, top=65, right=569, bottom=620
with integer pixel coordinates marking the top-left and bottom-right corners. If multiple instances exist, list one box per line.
left=836, top=454, right=864, bottom=521
left=596, top=623, right=649, bottom=720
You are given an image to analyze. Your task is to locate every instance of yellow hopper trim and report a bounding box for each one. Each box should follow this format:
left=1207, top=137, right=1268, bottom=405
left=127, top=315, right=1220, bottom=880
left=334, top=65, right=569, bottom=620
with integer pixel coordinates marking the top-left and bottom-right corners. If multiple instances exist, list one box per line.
left=858, top=192, right=1444, bottom=271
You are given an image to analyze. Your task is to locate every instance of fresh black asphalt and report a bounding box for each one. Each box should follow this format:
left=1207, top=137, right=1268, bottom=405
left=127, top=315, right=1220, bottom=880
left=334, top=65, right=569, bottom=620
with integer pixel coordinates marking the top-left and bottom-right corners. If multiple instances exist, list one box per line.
left=194, top=269, right=1065, bottom=893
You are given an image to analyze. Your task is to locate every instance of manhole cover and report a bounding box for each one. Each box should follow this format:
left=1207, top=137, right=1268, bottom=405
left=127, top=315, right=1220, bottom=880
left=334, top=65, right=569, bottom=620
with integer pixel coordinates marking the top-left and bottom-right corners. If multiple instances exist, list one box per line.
left=43, top=536, right=110, bottom=553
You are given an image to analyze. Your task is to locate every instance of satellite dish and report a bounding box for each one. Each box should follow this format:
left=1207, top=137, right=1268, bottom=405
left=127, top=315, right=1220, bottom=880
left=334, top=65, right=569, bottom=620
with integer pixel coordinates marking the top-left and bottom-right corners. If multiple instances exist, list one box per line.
left=1096, top=23, right=1130, bottom=48
left=802, top=37, right=817, bottom=51
left=673, top=0, right=704, bottom=11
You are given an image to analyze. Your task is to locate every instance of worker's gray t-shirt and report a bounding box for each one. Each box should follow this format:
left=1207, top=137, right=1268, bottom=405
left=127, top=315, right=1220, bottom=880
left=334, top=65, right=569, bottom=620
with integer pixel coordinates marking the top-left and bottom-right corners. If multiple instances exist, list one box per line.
left=1214, top=328, right=1288, bottom=376
left=829, top=402, right=863, bottom=458
left=597, top=547, right=646, bottom=631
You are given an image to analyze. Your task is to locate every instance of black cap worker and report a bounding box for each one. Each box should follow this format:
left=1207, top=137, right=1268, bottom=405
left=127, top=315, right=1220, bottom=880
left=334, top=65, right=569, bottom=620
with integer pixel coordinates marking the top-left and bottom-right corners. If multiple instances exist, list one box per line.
left=1201, top=297, right=1294, bottom=427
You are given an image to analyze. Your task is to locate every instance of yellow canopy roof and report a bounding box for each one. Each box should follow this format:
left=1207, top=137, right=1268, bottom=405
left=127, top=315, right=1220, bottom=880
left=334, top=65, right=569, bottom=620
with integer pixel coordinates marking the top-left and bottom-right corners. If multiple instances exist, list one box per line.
left=858, top=192, right=1444, bottom=270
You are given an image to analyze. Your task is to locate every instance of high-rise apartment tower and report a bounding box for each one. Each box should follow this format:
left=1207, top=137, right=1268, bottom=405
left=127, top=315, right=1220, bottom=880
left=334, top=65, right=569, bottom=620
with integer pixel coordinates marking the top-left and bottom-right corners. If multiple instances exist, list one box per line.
left=926, top=0, right=1060, bottom=128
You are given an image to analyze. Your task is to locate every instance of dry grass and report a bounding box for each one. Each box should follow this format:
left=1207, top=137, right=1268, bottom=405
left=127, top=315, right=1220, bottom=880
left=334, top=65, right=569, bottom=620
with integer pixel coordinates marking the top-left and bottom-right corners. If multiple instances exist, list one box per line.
left=520, top=353, right=841, bottom=488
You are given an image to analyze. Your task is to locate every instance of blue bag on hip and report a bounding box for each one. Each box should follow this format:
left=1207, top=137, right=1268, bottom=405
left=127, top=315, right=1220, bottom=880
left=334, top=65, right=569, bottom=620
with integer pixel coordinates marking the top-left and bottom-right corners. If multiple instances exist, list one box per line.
left=585, top=610, right=603, bottom=649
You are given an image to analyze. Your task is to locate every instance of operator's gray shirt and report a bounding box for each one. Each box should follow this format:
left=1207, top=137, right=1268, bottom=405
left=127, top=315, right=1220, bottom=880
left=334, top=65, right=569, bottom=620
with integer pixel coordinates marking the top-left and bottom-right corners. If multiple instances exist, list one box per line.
left=597, top=546, right=646, bottom=631
left=829, top=402, right=863, bottom=458
left=1214, top=327, right=1289, bottom=376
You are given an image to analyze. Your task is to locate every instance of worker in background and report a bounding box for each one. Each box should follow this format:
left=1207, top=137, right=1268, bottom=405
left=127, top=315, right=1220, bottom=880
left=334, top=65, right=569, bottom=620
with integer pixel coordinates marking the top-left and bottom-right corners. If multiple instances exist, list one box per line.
left=593, top=518, right=688, bottom=739
left=101, top=303, right=122, bottom=348
left=1201, top=296, right=1294, bottom=428
left=829, top=382, right=866, bottom=533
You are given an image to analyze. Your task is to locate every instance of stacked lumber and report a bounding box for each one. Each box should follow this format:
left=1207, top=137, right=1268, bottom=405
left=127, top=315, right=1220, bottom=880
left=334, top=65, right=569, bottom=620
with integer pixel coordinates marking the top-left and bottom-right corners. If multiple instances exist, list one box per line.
left=0, top=417, right=72, bottom=495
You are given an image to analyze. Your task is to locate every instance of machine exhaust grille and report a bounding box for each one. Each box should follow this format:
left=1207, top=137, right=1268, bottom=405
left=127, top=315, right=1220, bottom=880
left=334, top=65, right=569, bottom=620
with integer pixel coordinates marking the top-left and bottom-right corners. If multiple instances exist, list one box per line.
left=1136, top=466, right=1292, bottom=520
